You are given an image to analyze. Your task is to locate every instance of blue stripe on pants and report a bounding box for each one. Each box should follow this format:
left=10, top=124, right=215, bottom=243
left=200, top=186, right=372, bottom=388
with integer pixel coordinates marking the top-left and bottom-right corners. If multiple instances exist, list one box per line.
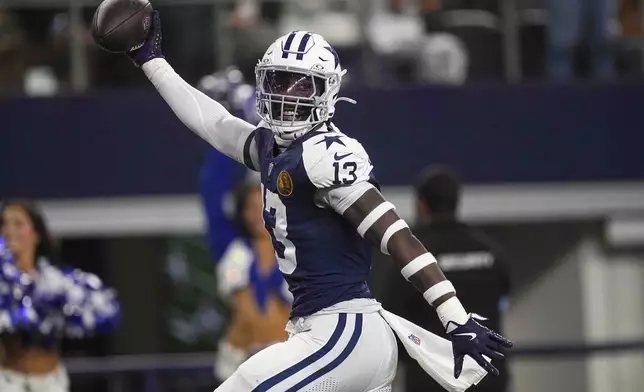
left=286, top=313, right=363, bottom=391
left=251, top=313, right=347, bottom=392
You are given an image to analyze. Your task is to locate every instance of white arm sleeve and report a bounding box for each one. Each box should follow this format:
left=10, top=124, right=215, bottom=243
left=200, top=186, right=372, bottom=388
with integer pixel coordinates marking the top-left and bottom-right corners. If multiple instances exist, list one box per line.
left=142, top=58, right=259, bottom=169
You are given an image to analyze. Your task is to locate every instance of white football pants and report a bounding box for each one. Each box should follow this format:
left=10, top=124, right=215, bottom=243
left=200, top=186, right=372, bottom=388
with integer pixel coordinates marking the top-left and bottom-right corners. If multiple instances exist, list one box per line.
left=216, top=311, right=397, bottom=392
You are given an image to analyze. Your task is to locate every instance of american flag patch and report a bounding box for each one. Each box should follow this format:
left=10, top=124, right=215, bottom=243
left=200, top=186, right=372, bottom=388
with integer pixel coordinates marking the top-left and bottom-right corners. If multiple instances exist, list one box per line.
left=408, top=334, right=421, bottom=345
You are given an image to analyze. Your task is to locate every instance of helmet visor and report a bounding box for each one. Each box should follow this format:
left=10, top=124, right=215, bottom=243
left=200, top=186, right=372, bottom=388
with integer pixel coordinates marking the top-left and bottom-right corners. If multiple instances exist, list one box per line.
left=259, top=70, right=326, bottom=123
left=263, top=70, right=325, bottom=98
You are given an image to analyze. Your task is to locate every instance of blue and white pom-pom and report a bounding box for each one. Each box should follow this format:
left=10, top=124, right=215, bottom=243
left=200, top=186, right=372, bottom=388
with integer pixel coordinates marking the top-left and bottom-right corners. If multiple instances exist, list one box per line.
left=0, top=240, right=39, bottom=334
left=58, top=269, right=120, bottom=338
left=31, top=263, right=120, bottom=338
left=0, top=238, right=120, bottom=339
left=0, top=236, right=10, bottom=262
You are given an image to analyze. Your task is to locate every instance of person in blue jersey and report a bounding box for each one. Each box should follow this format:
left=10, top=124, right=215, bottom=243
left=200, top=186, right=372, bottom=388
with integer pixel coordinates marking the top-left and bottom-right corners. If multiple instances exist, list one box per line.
left=214, top=182, right=291, bottom=383
left=198, top=66, right=261, bottom=261
left=123, top=14, right=513, bottom=392
left=0, top=200, right=119, bottom=392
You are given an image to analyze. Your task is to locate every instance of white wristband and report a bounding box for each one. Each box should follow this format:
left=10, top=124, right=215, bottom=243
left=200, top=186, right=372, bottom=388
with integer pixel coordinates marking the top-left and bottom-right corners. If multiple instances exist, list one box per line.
left=400, top=253, right=437, bottom=280
left=357, top=202, right=395, bottom=237
left=422, top=280, right=455, bottom=304
left=436, top=296, right=469, bottom=330
left=380, top=220, right=408, bottom=254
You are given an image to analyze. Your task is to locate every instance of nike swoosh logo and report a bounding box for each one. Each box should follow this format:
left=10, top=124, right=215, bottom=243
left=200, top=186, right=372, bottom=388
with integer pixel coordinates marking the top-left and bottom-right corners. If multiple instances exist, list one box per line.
left=334, top=152, right=352, bottom=161
left=454, top=332, right=477, bottom=341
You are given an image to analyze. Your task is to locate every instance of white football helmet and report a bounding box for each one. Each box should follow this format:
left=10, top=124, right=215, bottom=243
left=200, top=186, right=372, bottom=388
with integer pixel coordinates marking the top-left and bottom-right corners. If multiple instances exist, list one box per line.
left=255, top=31, right=355, bottom=142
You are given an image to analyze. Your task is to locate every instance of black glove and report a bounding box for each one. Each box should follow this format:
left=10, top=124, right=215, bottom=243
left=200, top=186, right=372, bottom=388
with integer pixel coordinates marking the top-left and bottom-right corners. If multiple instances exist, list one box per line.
left=127, top=10, right=164, bottom=67
left=447, top=314, right=513, bottom=378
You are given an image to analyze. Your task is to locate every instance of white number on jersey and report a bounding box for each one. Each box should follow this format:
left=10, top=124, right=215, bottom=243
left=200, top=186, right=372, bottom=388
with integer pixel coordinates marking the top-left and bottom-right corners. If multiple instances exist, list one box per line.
left=262, top=185, right=297, bottom=274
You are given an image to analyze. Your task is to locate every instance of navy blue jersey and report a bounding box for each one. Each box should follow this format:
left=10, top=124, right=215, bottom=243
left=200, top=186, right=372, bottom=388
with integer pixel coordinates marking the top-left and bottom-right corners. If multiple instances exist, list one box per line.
left=247, top=125, right=378, bottom=318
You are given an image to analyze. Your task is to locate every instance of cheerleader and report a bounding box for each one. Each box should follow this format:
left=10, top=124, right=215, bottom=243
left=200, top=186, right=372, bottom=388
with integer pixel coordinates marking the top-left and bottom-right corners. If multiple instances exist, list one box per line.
left=0, top=200, right=120, bottom=392
left=214, top=183, right=292, bottom=383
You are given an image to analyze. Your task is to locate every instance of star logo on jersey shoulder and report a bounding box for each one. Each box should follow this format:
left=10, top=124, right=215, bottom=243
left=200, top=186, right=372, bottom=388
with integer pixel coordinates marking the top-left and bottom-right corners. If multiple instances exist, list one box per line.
left=315, top=135, right=345, bottom=149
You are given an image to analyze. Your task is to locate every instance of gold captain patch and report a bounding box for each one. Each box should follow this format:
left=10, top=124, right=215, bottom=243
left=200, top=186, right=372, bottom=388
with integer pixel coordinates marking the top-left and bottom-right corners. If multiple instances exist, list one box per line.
left=277, top=170, right=293, bottom=196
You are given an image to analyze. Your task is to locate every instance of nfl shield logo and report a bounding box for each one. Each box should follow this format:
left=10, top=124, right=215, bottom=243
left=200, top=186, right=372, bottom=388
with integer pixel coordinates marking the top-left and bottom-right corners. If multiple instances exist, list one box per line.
left=408, top=334, right=421, bottom=345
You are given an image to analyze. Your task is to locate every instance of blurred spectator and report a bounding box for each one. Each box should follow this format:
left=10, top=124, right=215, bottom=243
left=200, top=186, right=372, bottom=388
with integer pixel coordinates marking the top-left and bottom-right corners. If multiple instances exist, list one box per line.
left=228, top=0, right=283, bottom=79
left=0, top=10, right=27, bottom=95
left=418, top=32, right=468, bottom=84
left=23, top=67, right=59, bottom=97
left=424, top=0, right=504, bottom=82
left=278, top=0, right=360, bottom=47
left=546, top=0, right=615, bottom=81
left=368, top=0, right=508, bottom=84
left=367, top=0, right=428, bottom=82
left=382, top=166, right=510, bottom=392
left=213, top=184, right=291, bottom=384
left=620, top=0, right=641, bottom=35
left=0, top=200, right=119, bottom=392
left=617, top=0, right=643, bottom=75
left=45, top=12, right=94, bottom=93
left=154, top=5, right=215, bottom=84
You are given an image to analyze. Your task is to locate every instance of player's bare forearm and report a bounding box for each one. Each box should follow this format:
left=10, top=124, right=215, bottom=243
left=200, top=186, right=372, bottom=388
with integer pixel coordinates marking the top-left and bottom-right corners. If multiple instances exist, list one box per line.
left=343, top=188, right=456, bottom=308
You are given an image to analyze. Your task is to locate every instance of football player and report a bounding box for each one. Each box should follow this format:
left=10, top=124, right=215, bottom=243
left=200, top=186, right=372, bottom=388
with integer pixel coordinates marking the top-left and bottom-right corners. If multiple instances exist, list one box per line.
left=125, top=12, right=512, bottom=392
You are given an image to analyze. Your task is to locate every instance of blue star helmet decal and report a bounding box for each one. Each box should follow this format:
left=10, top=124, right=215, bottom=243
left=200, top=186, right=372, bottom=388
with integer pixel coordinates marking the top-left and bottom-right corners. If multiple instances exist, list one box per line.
left=324, top=46, right=340, bottom=70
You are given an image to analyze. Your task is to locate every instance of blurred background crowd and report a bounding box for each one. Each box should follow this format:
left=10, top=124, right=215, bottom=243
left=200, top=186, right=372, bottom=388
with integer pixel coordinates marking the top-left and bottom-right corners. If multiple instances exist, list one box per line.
left=1, top=0, right=644, bottom=392
left=1, top=0, right=644, bottom=95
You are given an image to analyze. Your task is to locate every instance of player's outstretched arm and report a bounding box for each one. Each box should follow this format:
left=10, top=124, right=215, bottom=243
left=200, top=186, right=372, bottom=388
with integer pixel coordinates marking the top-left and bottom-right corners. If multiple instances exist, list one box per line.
left=127, top=12, right=258, bottom=168
left=341, top=185, right=513, bottom=377
left=341, top=186, right=466, bottom=321
left=307, top=139, right=512, bottom=378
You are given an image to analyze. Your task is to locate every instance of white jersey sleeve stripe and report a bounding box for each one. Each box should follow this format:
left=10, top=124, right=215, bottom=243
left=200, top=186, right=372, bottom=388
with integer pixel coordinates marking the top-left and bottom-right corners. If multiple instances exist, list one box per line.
left=356, top=201, right=395, bottom=237
left=318, top=182, right=373, bottom=214
left=400, top=253, right=438, bottom=280
left=422, top=280, right=456, bottom=304
left=380, top=219, right=409, bottom=254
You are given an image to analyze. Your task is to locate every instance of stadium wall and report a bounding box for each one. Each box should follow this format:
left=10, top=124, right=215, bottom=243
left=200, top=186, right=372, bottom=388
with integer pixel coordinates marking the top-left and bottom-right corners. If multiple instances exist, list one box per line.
left=1, top=84, right=643, bottom=199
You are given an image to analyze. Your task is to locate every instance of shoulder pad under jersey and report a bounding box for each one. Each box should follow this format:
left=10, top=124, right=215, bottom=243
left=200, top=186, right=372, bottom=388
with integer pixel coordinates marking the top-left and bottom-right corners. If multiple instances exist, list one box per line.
left=301, top=130, right=374, bottom=189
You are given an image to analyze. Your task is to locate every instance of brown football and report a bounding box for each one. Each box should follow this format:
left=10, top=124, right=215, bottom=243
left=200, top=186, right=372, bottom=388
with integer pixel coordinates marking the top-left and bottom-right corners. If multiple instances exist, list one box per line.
left=92, top=0, right=152, bottom=53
